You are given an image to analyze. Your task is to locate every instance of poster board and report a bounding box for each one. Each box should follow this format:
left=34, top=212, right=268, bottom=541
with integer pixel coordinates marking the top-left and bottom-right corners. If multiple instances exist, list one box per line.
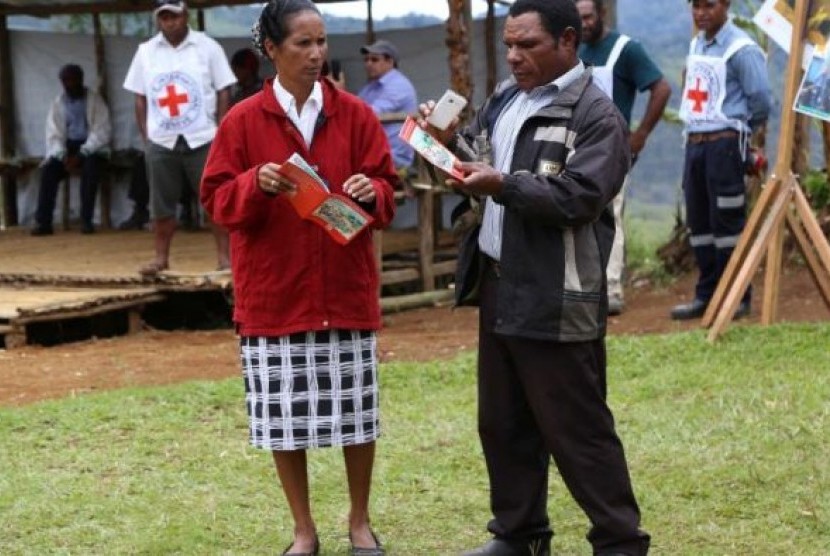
left=793, top=47, right=830, bottom=121
left=753, top=0, right=830, bottom=53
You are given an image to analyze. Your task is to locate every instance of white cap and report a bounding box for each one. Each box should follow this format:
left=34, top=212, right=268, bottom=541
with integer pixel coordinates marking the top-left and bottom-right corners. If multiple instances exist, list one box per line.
left=153, top=0, right=186, bottom=17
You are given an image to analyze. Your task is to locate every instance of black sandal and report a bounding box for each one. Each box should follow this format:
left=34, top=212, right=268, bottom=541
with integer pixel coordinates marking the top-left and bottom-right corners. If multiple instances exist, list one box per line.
left=350, top=530, right=385, bottom=556
left=281, top=534, right=320, bottom=556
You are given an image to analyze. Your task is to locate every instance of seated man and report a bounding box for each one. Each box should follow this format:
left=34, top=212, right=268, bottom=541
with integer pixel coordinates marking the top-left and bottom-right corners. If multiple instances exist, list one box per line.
left=32, top=64, right=111, bottom=235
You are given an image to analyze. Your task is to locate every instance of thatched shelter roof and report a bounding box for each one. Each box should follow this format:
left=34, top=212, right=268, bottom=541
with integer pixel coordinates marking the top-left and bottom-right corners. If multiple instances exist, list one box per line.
left=0, top=0, right=357, bottom=17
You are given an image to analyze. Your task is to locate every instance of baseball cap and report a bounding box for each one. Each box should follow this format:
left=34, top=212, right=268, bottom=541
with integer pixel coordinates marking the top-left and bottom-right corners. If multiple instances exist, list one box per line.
left=360, top=39, right=399, bottom=64
left=153, top=0, right=186, bottom=17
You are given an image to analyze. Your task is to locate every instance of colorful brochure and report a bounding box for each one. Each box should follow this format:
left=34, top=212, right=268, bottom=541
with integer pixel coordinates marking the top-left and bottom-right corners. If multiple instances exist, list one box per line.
left=399, top=116, right=466, bottom=180
left=277, top=153, right=373, bottom=245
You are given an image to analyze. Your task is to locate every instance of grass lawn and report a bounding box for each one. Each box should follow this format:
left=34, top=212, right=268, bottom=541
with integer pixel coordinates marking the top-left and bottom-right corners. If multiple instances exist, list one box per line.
left=1, top=323, right=829, bottom=554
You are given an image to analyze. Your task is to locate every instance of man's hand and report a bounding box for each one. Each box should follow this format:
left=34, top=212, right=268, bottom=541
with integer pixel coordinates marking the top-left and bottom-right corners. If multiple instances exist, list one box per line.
left=417, top=100, right=458, bottom=145
left=448, top=161, right=503, bottom=197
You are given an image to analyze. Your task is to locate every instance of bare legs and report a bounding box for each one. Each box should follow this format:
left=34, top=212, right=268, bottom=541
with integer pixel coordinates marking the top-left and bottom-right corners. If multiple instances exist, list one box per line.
left=212, top=222, right=231, bottom=270
left=271, top=441, right=379, bottom=551
left=139, top=217, right=230, bottom=275
left=344, top=442, right=379, bottom=548
left=138, top=216, right=177, bottom=275
left=272, top=450, right=317, bottom=552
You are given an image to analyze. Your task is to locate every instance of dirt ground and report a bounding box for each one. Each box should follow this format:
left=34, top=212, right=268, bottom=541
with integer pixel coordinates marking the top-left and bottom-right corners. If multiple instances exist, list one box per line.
left=1, top=266, right=828, bottom=407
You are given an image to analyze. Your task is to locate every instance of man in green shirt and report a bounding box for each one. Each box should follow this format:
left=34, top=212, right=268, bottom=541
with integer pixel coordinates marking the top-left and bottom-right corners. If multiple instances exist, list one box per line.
left=577, top=0, right=671, bottom=315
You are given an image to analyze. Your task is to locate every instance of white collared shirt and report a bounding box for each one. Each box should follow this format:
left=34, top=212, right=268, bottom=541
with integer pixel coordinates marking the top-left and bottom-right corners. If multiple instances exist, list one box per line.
left=479, top=62, right=585, bottom=261
left=273, top=78, right=324, bottom=148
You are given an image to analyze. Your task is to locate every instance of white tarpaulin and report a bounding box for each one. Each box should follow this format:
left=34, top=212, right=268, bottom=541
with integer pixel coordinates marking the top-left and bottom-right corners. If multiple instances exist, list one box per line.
left=10, top=17, right=507, bottom=227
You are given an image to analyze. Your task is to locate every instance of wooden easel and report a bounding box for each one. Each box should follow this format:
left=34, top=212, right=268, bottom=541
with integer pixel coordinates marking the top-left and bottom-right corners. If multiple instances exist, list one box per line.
left=702, top=0, right=830, bottom=341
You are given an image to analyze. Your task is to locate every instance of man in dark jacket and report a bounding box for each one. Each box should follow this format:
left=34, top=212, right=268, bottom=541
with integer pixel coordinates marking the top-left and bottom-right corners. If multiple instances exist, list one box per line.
left=421, top=0, right=650, bottom=554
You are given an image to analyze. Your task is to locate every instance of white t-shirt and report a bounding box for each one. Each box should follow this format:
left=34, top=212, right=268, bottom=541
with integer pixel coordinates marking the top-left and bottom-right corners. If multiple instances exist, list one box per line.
left=123, top=28, right=236, bottom=149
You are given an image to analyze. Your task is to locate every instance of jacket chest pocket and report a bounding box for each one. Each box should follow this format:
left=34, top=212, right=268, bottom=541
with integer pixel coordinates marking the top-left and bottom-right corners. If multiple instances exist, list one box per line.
left=531, top=125, right=573, bottom=176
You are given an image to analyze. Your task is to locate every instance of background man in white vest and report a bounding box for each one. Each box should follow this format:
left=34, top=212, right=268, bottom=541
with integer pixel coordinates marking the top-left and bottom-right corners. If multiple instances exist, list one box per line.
left=123, top=0, right=236, bottom=276
left=576, top=0, right=671, bottom=315
left=672, top=0, right=771, bottom=320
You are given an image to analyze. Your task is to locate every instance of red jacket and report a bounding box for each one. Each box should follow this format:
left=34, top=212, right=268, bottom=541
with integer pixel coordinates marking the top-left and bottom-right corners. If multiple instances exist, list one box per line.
left=201, top=79, right=397, bottom=336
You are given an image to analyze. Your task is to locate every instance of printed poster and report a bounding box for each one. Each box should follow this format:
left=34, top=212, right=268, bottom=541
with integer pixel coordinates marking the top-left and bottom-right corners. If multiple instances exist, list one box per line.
left=793, top=49, right=830, bottom=121
left=753, top=0, right=830, bottom=58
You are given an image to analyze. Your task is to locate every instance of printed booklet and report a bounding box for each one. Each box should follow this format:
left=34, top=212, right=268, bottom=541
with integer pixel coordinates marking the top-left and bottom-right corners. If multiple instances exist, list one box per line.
left=399, top=116, right=466, bottom=180
left=277, top=153, right=373, bottom=245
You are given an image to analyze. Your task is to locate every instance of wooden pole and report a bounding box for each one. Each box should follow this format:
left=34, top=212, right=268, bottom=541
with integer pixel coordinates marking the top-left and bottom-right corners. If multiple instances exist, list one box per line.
left=446, top=0, right=474, bottom=104
left=0, top=14, right=16, bottom=228
left=759, top=0, right=810, bottom=324
left=707, top=180, right=792, bottom=341
left=366, top=0, right=375, bottom=44
left=93, top=13, right=108, bottom=101
left=485, top=0, right=496, bottom=95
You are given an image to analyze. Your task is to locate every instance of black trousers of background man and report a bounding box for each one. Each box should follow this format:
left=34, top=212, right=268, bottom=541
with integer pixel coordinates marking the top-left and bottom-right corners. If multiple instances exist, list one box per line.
left=35, top=139, right=102, bottom=228
left=682, top=135, right=749, bottom=305
left=477, top=262, right=649, bottom=555
left=128, top=151, right=149, bottom=210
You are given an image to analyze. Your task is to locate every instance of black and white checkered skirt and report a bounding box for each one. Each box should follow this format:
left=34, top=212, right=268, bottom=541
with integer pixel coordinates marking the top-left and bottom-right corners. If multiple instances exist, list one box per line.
left=239, top=330, right=380, bottom=451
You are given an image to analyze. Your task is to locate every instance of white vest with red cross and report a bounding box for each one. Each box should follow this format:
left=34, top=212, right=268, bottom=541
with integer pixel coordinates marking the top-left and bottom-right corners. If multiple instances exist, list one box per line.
left=591, top=34, right=630, bottom=100
left=679, top=36, right=755, bottom=130
left=143, top=46, right=212, bottom=142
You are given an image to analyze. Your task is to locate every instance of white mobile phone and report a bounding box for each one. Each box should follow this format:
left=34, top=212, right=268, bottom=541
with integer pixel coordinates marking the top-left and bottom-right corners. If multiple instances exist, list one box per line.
left=427, top=89, right=468, bottom=130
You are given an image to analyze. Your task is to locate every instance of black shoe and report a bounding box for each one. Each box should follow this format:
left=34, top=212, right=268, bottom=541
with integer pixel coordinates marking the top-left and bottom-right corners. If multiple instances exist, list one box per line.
left=81, top=222, right=95, bottom=234
left=733, top=300, right=751, bottom=320
left=350, top=530, right=385, bottom=555
left=670, top=298, right=708, bottom=320
left=30, top=225, right=54, bottom=236
left=281, top=534, right=319, bottom=556
left=462, top=537, right=551, bottom=556
left=118, top=209, right=149, bottom=230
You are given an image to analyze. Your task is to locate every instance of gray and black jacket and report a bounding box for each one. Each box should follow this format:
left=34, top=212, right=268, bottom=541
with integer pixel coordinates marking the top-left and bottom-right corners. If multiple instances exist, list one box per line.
left=452, top=68, right=630, bottom=342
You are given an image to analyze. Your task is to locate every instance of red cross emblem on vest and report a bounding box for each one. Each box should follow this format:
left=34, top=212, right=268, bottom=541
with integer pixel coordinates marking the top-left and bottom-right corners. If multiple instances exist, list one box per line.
left=687, top=78, right=709, bottom=113
left=158, top=84, right=189, bottom=117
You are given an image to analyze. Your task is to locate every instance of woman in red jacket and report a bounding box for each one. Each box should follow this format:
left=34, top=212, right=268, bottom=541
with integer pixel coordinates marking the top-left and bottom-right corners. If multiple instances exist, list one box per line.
left=201, top=1, right=397, bottom=554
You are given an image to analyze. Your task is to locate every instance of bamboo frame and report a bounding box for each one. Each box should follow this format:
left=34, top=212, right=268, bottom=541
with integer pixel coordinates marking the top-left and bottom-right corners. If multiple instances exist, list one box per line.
left=703, top=0, right=830, bottom=341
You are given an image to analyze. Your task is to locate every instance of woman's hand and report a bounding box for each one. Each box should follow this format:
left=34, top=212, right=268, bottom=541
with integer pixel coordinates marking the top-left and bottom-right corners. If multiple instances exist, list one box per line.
left=258, top=162, right=296, bottom=195
left=343, top=173, right=376, bottom=203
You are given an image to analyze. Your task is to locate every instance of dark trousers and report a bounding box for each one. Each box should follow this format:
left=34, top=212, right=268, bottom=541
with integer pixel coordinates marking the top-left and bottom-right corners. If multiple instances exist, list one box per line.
left=128, top=151, right=149, bottom=210
left=478, top=264, right=649, bottom=554
left=683, top=135, right=750, bottom=304
left=35, top=142, right=102, bottom=227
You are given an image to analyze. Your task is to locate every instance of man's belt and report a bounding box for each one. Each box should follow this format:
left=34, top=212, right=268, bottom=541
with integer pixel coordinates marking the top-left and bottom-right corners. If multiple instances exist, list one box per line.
left=687, top=129, right=740, bottom=144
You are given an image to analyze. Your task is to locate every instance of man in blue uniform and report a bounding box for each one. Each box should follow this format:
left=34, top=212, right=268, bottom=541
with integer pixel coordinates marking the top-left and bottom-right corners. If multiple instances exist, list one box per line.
left=672, top=0, right=772, bottom=320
